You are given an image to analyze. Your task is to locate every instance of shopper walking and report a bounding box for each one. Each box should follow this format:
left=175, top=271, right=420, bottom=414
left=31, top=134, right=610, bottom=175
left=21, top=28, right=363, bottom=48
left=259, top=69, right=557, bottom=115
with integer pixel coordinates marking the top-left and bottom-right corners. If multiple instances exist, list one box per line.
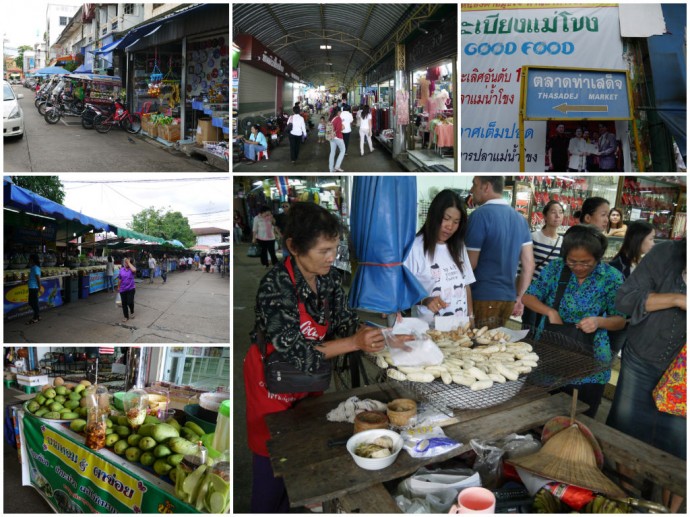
left=194, top=253, right=200, bottom=271
left=466, top=176, right=535, bottom=328
left=253, top=206, right=279, bottom=268
left=358, top=105, right=374, bottom=155
left=327, top=107, right=346, bottom=172
left=118, top=256, right=137, bottom=323
left=105, top=256, right=115, bottom=292
left=161, top=254, right=168, bottom=283
left=340, top=105, right=353, bottom=154
left=287, top=106, right=307, bottom=164
left=204, top=254, right=212, bottom=273
left=148, top=254, right=156, bottom=284
left=234, top=210, right=246, bottom=244
left=26, top=254, right=42, bottom=325
left=188, top=256, right=193, bottom=271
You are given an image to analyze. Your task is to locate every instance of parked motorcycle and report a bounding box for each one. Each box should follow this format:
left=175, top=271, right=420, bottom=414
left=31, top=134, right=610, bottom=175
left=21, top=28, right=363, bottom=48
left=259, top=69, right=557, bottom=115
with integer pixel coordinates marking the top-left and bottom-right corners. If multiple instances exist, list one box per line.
left=81, top=102, right=113, bottom=130
left=44, top=93, right=86, bottom=124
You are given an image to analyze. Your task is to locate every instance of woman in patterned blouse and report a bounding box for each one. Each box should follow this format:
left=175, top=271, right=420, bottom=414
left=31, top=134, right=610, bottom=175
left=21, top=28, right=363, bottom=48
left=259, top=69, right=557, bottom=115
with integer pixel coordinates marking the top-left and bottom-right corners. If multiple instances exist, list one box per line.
left=522, top=225, right=626, bottom=417
left=244, top=201, right=387, bottom=513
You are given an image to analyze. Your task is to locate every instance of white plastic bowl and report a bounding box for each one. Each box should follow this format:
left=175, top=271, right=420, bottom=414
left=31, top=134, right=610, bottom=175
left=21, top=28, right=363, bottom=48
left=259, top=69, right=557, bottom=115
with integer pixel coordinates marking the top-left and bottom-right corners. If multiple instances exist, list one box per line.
left=346, top=429, right=404, bottom=470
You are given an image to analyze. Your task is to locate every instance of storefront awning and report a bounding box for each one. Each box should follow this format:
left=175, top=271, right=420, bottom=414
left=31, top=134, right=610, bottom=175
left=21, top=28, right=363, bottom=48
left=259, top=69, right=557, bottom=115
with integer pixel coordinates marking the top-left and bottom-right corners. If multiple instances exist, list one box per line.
left=91, top=38, right=124, bottom=55
left=4, top=180, right=114, bottom=235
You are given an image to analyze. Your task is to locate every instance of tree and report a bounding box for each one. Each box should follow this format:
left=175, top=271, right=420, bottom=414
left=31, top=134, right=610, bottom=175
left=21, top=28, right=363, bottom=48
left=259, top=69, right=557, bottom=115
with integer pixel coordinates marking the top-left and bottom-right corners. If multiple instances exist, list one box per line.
left=11, top=176, right=65, bottom=204
left=129, top=207, right=196, bottom=248
left=14, top=45, right=33, bottom=70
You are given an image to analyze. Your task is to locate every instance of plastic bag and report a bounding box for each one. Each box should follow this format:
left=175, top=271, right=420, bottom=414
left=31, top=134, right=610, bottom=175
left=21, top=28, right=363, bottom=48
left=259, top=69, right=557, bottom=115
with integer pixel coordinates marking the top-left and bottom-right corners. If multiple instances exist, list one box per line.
left=247, top=243, right=260, bottom=257
left=402, top=426, right=462, bottom=458
left=115, top=292, right=122, bottom=306
left=396, top=466, right=481, bottom=513
left=470, top=433, right=542, bottom=489
left=385, top=319, right=444, bottom=367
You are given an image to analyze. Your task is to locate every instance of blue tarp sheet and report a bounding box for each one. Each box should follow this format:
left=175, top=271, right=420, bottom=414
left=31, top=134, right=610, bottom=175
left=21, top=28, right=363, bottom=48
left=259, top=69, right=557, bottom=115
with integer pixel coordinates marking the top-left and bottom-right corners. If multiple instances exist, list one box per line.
left=348, top=177, right=427, bottom=313
left=4, top=180, right=114, bottom=237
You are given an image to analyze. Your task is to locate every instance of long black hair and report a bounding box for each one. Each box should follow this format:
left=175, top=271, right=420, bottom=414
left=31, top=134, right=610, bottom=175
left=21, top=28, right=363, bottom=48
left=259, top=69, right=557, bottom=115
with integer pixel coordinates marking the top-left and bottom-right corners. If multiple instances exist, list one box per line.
left=360, top=105, right=370, bottom=119
left=574, top=196, right=609, bottom=223
left=611, top=220, right=654, bottom=266
left=418, top=190, right=468, bottom=273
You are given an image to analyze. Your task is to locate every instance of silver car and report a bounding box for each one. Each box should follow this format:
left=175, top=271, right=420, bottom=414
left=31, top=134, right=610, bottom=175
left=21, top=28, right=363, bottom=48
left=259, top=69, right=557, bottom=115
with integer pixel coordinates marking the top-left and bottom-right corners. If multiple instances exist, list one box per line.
left=4, top=80, right=24, bottom=139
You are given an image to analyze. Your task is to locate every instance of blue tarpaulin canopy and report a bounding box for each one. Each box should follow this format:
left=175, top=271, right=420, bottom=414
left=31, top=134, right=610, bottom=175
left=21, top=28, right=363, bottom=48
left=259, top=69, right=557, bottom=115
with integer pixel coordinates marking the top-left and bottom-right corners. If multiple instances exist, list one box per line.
left=3, top=179, right=115, bottom=241
left=348, top=177, right=427, bottom=313
left=91, top=38, right=124, bottom=55
left=72, top=64, right=93, bottom=73
left=34, top=66, right=71, bottom=76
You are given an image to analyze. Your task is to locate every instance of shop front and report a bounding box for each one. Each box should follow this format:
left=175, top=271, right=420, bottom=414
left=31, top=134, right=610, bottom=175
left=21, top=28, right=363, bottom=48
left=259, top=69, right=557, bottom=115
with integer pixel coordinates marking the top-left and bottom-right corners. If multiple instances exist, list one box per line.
left=117, top=4, right=228, bottom=164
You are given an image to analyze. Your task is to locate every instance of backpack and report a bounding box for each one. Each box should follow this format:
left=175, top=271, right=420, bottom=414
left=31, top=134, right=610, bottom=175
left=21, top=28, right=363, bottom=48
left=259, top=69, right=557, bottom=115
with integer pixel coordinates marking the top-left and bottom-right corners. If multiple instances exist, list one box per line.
left=285, top=115, right=293, bottom=133
left=325, top=120, right=336, bottom=141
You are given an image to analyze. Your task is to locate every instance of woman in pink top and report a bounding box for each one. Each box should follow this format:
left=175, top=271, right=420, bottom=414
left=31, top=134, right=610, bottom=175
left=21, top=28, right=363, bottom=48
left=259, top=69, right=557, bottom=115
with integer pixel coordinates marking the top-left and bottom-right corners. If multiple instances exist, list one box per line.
left=328, top=106, right=346, bottom=172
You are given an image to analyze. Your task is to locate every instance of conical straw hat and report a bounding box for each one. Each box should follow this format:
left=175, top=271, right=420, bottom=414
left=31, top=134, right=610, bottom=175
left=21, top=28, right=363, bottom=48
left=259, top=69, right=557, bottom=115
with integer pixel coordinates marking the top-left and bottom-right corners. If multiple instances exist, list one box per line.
left=508, top=424, right=626, bottom=498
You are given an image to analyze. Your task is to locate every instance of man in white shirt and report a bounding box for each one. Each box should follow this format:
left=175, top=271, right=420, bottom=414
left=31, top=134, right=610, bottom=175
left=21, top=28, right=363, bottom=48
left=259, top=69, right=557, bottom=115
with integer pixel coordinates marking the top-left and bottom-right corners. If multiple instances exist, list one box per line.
left=288, top=106, right=307, bottom=165
left=339, top=106, right=354, bottom=155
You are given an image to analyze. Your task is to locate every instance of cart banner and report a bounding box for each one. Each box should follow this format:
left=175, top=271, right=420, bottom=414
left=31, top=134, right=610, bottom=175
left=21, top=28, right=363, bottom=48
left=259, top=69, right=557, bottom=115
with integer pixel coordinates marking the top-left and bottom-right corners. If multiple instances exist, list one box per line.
left=461, top=5, right=627, bottom=171
left=4, top=277, right=63, bottom=320
left=22, top=414, right=199, bottom=513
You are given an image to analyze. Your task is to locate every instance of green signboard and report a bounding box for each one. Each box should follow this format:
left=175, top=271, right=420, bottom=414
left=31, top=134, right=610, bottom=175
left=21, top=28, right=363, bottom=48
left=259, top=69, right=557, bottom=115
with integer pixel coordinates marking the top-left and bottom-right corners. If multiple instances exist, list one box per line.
left=21, top=413, right=199, bottom=513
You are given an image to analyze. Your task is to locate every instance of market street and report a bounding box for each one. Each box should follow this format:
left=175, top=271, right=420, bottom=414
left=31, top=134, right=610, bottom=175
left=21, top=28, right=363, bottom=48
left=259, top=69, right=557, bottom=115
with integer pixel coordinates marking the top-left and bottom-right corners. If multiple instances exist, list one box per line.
left=4, top=268, right=229, bottom=343
left=4, top=85, right=221, bottom=172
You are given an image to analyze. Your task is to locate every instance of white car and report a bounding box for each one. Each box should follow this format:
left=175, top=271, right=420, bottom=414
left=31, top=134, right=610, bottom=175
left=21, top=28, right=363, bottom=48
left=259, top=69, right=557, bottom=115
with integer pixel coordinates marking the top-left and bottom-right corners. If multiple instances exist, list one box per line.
left=4, top=80, right=24, bottom=139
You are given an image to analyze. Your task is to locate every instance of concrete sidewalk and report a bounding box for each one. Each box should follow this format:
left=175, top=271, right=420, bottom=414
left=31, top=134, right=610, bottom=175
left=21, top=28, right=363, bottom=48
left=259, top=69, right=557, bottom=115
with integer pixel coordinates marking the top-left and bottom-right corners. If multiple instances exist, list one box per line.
left=4, top=269, right=229, bottom=343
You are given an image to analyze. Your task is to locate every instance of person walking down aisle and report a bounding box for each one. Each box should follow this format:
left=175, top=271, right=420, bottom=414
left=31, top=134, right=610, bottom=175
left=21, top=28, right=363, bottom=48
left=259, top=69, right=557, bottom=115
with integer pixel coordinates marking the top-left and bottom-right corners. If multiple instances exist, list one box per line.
left=118, top=256, right=137, bottom=323
left=466, top=176, right=535, bottom=328
left=317, top=117, right=326, bottom=144
left=105, top=256, right=115, bottom=292
left=340, top=105, right=353, bottom=154
left=253, top=206, right=279, bottom=268
left=26, top=254, right=42, bottom=325
left=287, top=106, right=307, bottom=165
left=328, top=107, right=346, bottom=172
left=148, top=254, right=156, bottom=284
left=358, top=105, right=374, bottom=156
left=161, top=254, right=168, bottom=283
left=204, top=254, right=213, bottom=273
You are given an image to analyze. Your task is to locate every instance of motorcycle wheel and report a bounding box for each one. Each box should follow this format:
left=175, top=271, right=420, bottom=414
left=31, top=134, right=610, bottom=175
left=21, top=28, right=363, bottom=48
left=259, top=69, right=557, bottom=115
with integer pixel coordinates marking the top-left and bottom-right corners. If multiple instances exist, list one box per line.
left=38, top=102, right=50, bottom=116
left=34, top=97, right=43, bottom=108
left=94, top=114, right=112, bottom=133
left=124, top=113, right=142, bottom=134
left=81, top=114, right=94, bottom=130
left=44, top=109, right=60, bottom=124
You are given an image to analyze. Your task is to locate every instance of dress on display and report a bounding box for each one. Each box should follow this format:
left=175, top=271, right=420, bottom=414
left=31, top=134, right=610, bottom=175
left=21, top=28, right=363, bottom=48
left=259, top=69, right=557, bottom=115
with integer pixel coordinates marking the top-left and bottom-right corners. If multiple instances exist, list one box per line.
left=395, top=90, right=409, bottom=125
left=418, top=77, right=430, bottom=104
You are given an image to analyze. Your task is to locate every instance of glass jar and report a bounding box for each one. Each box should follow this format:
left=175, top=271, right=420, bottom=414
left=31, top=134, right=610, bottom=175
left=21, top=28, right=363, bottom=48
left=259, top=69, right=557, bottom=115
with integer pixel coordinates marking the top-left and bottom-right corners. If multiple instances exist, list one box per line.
left=123, top=388, right=149, bottom=429
left=85, top=407, right=107, bottom=450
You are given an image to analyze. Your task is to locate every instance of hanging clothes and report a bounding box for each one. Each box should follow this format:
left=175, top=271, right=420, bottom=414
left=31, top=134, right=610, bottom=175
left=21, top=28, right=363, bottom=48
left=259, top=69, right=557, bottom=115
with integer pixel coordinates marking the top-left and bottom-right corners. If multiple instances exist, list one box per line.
left=395, top=90, right=409, bottom=125
left=418, top=77, right=430, bottom=105
left=426, top=67, right=441, bottom=81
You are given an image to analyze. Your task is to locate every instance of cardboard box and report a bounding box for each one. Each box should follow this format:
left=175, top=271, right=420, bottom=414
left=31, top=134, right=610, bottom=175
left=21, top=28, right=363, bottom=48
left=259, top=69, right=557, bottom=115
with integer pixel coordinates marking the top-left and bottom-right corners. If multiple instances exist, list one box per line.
left=159, top=124, right=181, bottom=142
left=196, top=118, right=221, bottom=144
left=16, top=374, right=49, bottom=387
left=142, top=119, right=158, bottom=138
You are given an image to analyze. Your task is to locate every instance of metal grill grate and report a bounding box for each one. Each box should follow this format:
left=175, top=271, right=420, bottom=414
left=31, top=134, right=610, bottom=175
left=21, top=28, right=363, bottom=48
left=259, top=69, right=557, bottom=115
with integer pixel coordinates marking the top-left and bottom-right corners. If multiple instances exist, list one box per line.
left=376, top=329, right=610, bottom=416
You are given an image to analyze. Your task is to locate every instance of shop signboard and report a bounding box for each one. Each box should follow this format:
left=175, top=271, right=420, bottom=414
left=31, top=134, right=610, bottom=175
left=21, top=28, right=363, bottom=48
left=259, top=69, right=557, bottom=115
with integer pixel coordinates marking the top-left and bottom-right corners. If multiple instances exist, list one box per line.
left=461, top=5, right=631, bottom=172
left=21, top=415, right=198, bottom=513
left=4, top=278, right=63, bottom=320
left=235, top=34, right=301, bottom=81
left=88, top=268, right=120, bottom=294
left=525, top=68, right=630, bottom=119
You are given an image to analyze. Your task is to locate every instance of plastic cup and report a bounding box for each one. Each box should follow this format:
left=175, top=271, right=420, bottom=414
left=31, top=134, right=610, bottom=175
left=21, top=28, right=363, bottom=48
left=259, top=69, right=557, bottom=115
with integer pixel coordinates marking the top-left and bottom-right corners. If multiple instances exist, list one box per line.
left=449, top=487, right=496, bottom=513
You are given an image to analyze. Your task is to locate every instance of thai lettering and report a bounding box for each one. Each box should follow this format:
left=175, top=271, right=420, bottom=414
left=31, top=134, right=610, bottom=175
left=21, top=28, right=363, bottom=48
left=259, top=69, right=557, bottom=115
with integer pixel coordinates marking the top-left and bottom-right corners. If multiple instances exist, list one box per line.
left=462, top=11, right=599, bottom=34
left=29, top=449, right=50, bottom=467
left=532, top=73, right=625, bottom=90
left=79, top=485, right=118, bottom=513
left=461, top=67, right=521, bottom=83
left=461, top=122, right=535, bottom=140
left=92, top=466, right=135, bottom=499
left=460, top=90, right=515, bottom=105
left=55, top=466, right=78, bottom=490
left=45, top=436, right=79, bottom=464
left=460, top=144, right=537, bottom=163
left=260, top=52, right=284, bottom=73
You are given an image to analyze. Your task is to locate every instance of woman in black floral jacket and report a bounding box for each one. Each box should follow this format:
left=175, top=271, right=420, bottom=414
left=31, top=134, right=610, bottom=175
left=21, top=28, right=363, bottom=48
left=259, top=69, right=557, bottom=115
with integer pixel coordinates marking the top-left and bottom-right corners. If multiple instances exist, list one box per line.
left=244, top=201, right=386, bottom=513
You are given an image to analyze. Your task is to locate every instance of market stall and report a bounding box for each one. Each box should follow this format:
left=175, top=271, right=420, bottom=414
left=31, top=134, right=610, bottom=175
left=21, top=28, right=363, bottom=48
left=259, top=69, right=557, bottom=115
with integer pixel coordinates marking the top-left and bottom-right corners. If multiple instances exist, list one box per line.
left=8, top=347, right=230, bottom=514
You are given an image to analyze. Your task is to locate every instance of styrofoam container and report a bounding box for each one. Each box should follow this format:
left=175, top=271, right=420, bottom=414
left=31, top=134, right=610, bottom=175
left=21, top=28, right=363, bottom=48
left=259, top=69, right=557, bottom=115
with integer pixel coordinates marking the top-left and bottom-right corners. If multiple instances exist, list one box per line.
left=346, top=429, right=403, bottom=471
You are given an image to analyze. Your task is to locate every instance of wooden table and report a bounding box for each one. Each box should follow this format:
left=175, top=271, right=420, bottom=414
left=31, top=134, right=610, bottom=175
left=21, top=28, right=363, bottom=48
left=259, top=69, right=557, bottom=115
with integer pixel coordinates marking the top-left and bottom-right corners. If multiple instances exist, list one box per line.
left=266, top=384, right=587, bottom=510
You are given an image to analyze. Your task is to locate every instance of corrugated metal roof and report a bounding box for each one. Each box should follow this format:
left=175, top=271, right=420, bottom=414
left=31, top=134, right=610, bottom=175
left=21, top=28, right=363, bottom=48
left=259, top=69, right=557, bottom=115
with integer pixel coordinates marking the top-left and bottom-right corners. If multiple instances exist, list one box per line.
left=232, top=3, right=420, bottom=85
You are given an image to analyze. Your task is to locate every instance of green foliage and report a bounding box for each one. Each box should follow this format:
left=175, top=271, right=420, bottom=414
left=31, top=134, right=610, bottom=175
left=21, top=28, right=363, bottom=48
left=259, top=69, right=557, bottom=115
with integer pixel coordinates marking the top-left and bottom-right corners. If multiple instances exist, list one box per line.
left=64, top=62, right=79, bottom=72
left=129, top=207, right=196, bottom=248
left=14, top=45, right=33, bottom=70
left=11, top=176, right=65, bottom=204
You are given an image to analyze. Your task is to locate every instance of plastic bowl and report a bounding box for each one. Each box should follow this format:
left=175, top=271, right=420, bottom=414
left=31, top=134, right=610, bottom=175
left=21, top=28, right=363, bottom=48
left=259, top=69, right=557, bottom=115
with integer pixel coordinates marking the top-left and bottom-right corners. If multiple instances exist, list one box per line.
left=346, top=429, right=403, bottom=470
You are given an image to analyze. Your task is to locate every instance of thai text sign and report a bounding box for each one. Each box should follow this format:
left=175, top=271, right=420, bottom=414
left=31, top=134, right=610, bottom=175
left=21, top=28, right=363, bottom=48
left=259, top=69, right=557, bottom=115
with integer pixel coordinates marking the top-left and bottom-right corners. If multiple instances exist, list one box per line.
left=525, top=68, right=630, bottom=119
left=4, top=277, right=63, bottom=320
left=461, top=5, right=627, bottom=172
left=22, top=414, right=198, bottom=513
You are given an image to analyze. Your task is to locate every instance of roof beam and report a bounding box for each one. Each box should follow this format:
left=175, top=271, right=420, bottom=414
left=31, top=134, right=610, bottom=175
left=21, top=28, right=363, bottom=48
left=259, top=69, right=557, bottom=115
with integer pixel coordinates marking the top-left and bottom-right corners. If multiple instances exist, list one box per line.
left=271, top=30, right=372, bottom=57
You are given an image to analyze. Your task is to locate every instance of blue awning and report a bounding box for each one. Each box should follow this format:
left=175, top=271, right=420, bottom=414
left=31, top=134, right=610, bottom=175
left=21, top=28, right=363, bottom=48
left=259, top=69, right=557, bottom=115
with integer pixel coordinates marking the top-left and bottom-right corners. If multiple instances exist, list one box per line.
left=91, top=38, right=124, bottom=55
left=4, top=180, right=115, bottom=238
left=72, top=64, right=93, bottom=73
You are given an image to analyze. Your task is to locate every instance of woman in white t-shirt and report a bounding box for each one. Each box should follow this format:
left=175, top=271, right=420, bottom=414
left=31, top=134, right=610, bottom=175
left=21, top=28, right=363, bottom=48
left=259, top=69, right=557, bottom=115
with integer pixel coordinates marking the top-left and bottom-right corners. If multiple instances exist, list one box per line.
left=403, top=189, right=475, bottom=324
left=358, top=105, right=374, bottom=155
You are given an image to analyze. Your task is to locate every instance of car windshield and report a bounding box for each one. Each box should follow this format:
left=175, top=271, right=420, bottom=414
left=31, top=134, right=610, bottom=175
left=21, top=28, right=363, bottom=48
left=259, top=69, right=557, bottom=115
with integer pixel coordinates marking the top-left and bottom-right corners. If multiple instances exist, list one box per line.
left=4, top=83, right=15, bottom=101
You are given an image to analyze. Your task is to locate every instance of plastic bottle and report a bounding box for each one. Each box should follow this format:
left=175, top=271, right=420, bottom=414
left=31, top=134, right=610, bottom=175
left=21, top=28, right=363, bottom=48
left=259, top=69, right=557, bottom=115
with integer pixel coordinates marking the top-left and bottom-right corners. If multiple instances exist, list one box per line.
left=212, top=400, right=229, bottom=453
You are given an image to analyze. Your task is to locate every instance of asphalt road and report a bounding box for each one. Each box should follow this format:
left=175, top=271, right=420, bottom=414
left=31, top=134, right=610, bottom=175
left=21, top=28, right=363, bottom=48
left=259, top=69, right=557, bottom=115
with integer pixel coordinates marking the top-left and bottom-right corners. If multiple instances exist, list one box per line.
left=3, top=85, right=221, bottom=172
left=4, top=267, right=229, bottom=343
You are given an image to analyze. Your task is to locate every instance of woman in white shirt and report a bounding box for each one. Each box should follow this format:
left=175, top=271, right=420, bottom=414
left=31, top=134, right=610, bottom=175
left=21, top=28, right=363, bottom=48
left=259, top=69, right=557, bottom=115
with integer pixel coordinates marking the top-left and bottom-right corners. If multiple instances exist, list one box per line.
left=339, top=106, right=354, bottom=154
left=403, top=190, right=475, bottom=324
left=358, top=105, right=374, bottom=155
left=287, top=106, right=307, bottom=165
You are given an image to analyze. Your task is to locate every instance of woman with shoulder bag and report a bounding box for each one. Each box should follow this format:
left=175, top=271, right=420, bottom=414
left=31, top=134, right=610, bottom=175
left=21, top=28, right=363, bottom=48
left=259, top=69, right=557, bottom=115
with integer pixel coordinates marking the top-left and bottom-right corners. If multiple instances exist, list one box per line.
left=243, top=202, right=390, bottom=513
left=522, top=224, right=626, bottom=417
left=287, top=105, right=307, bottom=165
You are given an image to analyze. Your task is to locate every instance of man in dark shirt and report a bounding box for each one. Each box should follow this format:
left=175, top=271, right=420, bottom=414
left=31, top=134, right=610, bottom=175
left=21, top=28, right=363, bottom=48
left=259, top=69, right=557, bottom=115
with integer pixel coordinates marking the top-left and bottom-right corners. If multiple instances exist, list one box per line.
left=547, top=123, right=569, bottom=172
